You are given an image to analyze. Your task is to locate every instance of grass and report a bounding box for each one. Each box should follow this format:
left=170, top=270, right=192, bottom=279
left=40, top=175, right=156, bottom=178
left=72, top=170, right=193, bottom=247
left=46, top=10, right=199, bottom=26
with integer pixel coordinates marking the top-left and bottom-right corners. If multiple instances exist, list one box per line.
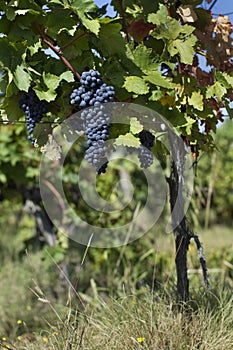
left=4, top=287, right=233, bottom=350
left=0, top=225, right=233, bottom=349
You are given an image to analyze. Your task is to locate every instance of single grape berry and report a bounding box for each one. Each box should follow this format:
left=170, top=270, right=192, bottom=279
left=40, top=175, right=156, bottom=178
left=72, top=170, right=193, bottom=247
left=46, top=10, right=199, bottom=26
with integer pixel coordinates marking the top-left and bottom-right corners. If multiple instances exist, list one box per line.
left=19, top=88, right=48, bottom=145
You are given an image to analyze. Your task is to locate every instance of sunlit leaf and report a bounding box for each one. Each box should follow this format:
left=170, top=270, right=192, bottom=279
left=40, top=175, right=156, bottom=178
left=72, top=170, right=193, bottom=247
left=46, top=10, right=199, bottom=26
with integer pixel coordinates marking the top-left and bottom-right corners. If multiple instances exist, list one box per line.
left=124, top=76, right=149, bottom=95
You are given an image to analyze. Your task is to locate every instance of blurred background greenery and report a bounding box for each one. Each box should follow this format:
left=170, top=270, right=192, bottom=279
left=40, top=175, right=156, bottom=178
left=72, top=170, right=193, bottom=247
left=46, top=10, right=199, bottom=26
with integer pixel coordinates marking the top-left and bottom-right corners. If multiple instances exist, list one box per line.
left=0, top=119, right=232, bottom=346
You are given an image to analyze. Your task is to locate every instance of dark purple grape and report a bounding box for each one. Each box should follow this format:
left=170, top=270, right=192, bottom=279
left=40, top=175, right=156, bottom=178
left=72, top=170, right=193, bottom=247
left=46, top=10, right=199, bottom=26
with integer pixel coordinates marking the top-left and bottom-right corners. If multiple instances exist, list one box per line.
left=138, top=130, right=155, bottom=168
left=19, top=88, right=48, bottom=145
left=69, top=70, right=115, bottom=174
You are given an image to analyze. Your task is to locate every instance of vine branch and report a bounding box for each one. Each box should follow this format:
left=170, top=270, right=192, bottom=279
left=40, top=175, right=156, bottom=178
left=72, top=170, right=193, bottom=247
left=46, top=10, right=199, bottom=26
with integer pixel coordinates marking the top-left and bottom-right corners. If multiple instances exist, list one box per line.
left=34, top=20, right=81, bottom=80
left=118, top=0, right=130, bottom=42
left=208, top=0, right=218, bottom=11
left=60, top=32, right=87, bottom=51
left=191, top=232, right=210, bottom=289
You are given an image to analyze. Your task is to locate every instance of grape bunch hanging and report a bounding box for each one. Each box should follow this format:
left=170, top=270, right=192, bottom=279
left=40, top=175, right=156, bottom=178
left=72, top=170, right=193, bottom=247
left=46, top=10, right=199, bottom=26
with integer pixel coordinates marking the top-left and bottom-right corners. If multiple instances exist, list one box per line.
left=138, top=130, right=155, bottom=169
left=19, top=88, right=48, bottom=145
left=70, top=69, right=115, bottom=174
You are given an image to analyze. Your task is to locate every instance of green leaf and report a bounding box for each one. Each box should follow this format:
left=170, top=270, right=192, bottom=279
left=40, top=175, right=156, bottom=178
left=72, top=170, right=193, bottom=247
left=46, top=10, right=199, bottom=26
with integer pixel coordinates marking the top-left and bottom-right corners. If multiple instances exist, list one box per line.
left=0, top=38, right=23, bottom=71
left=68, top=0, right=97, bottom=13
left=182, top=116, right=196, bottom=135
left=65, top=0, right=100, bottom=35
left=206, top=82, right=227, bottom=100
left=130, top=117, right=143, bottom=134
left=34, top=123, right=52, bottom=147
left=34, top=87, right=57, bottom=102
left=13, top=65, right=31, bottom=91
left=149, top=90, right=163, bottom=101
left=49, top=0, right=63, bottom=4
left=99, top=23, right=125, bottom=55
left=0, top=94, right=22, bottom=120
left=124, top=76, right=149, bottom=95
left=188, top=91, right=204, bottom=111
left=215, top=72, right=233, bottom=89
left=169, top=35, right=196, bottom=64
left=127, top=43, right=158, bottom=72
left=0, top=172, right=7, bottom=183
left=180, top=24, right=195, bottom=36
left=60, top=71, right=75, bottom=83
left=42, top=71, right=74, bottom=92
left=27, top=41, right=42, bottom=56
left=47, top=9, right=75, bottom=35
left=43, top=72, right=61, bottom=90
left=153, top=17, right=181, bottom=40
left=81, top=16, right=100, bottom=35
left=147, top=4, right=168, bottom=26
left=143, top=71, right=175, bottom=89
left=115, top=132, right=140, bottom=148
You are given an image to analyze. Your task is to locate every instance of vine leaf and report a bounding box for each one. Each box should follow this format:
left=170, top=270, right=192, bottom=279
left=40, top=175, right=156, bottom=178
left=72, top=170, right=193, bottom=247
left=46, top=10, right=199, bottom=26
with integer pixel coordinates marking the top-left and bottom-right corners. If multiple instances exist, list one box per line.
left=65, top=0, right=100, bottom=35
left=34, top=87, right=57, bottom=102
left=206, top=82, right=227, bottom=100
left=177, top=5, right=198, bottom=23
left=143, top=71, right=175, bottom=89
left=147, top=4, right=168, bottom=26
left=34, top=123, right=52, bottom=147
left=124, top=76, right=149, bottom=95
left=81, top=17, right=100, bottom=35
left=126, top=43, right=157, bottom=72
left=130, top=117, right=143, bottom=134
left=99, top=23, right=125, bottom=55
left=13, top=65, right=32, bottom=91
left=128, top=19, right=155, bottom=42
left=68, top=0, right=97, bottom=13
left=149, top=90, right=163, bottom=101
left=169, top=35, right=197, bottom=64
left=188, top=91, right=204, bottom=111
left=115, top=132, right=140, bottom=148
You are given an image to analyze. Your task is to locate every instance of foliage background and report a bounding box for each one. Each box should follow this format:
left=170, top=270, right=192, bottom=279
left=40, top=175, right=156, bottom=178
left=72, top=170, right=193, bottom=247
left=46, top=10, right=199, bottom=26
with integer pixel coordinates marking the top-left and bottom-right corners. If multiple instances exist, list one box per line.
left=0, top=0, right=232, bottom=348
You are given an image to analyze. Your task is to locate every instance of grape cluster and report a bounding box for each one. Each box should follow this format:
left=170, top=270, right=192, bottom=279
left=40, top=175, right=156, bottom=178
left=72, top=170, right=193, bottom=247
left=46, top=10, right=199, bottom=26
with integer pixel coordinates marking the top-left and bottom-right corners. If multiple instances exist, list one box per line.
left=70, top=69, right=115, bottom=174
left=19, top=88, right=48, bottom=145
left=138, top=130, right=155, bottom=169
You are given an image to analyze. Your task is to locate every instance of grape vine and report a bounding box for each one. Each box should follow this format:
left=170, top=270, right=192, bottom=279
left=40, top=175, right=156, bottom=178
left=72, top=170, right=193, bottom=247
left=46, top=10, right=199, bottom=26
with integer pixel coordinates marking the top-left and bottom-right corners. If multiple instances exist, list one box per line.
left=70, top=69, right=115, bottom=174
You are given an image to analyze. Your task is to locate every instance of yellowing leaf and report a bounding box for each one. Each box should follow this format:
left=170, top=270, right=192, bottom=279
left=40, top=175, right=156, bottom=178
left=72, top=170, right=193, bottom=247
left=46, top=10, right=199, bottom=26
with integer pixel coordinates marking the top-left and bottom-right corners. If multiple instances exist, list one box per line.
left=34, top=88, right=57, bottom=102
left=188, top=91, right=204, bottom=111
left=115, top=133, right=140, bottom=148
left=124, top=76, right=149, bottom=95
left=149, top=90, right=163, bottom=101
left=177, top=5, right=197, bottom=23
left=160, top=94, right=175, bottom=107
left=60, top=71, right=74, bottom=83
left=130, top=117, right=143, bottom=134
left=206, top=82, right=227, bottom=100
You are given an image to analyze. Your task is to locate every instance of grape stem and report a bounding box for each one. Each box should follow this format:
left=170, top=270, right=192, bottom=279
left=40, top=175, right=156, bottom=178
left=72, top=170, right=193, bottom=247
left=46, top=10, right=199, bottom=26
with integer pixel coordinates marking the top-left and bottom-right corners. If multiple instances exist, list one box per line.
left=34, top=20, right=81, bottom=81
